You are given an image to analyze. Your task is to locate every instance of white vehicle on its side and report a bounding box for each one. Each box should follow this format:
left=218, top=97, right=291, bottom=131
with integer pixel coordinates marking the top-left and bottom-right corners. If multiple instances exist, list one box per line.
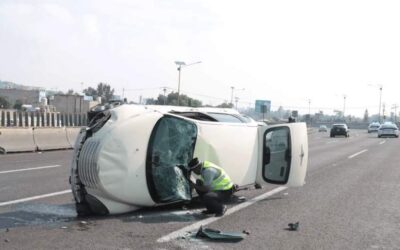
left=70, top=104, right=308, bottom=215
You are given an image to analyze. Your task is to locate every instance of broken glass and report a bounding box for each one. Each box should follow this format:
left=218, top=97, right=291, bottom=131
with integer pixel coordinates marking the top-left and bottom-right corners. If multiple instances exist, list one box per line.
left=149, top=115, right=197, bottom=202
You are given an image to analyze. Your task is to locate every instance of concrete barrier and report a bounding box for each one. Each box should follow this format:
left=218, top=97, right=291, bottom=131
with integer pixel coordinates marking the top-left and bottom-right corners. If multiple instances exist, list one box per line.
left=66, top=127, right=84, bottom=148
left=33, top=127, right=71, bottom=151
left=0, top=128, right=37, bottom=153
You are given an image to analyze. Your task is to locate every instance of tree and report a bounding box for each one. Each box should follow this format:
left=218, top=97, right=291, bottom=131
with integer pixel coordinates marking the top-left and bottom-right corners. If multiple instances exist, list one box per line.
left=216, top=102, right=233, bottom=108
left=83, top=83, right=115, bottom=103
left=13, top=99, right=23, bottom=110
left=0, top=96, right=10, bottom=109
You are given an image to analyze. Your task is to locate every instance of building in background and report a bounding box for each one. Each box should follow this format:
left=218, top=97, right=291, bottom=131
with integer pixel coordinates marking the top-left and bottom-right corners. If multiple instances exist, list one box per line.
left=0, top=88, right=46, bottom=107
left=49, top=94, right=99, bottom=113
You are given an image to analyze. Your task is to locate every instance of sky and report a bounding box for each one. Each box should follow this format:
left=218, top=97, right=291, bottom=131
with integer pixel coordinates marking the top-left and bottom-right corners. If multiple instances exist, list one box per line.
left=1, top=0, right=400, bottom=117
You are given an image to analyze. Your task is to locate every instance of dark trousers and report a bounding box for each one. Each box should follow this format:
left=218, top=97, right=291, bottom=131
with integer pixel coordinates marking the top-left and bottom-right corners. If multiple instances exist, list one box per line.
left=199, top=189, right=232, bottom=214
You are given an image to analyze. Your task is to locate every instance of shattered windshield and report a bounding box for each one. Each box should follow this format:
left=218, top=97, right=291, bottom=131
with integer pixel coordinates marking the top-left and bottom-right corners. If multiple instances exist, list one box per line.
left=147, top=115, right=197, bottom=203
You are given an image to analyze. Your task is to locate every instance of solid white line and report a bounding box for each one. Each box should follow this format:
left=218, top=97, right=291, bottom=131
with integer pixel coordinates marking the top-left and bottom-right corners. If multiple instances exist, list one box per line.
left=379, top=140, right=386, bottom=145
left=0, top=165, right=61, bottom=175
left=157, top=186, right=288, bottom=243
left=348, top=149, right=368, bottom=159
left=0, top=190, right=71, bottom=207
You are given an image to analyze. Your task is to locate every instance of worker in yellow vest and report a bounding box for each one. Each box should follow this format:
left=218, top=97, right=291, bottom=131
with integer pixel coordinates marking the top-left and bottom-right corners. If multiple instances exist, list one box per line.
left=188, top=157, right=234, bottom=216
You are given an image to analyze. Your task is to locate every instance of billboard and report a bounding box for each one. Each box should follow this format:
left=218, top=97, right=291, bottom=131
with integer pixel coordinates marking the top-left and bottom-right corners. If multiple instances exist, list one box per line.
left=255, top=100, right=271, bottom=113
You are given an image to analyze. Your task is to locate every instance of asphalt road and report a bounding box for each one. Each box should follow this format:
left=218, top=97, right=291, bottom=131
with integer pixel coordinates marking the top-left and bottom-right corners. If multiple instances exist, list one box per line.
left=0, top=129, right=399, bottom=249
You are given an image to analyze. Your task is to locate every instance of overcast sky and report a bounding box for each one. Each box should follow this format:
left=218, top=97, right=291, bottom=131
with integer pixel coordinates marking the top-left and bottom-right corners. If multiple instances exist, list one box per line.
left=1, top=0, right=400, bottom=117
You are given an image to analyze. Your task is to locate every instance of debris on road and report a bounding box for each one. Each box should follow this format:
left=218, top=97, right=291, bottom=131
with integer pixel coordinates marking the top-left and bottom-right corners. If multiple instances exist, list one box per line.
left=194, top=226, right=246, bottom=242
left=242, top=230, right=250, bottom=235
left=79, top=221, right=87, bottom=225
left=287, top=222, right=299, bottom=231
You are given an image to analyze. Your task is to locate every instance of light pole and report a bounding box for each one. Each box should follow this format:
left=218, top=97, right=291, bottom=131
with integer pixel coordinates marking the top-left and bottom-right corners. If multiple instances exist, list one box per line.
left=175, top=61, right=201, bottom=106
left=392, top=104, right=399, bottom=123
left=235, top=96, right=239, bottom=109
left=230, top=86, right=245, bottom=106
left=162, top=87, right=167, bottom=105
left=368, top=83, right=383, bottom=123
left=343, top=95, right=346, bottom=118
left=378, top=86, right=383, bottom=123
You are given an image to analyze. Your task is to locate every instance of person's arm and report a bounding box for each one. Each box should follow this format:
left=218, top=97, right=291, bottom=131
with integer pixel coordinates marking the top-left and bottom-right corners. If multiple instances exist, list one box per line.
left=189, top=180, right=211, bottom=193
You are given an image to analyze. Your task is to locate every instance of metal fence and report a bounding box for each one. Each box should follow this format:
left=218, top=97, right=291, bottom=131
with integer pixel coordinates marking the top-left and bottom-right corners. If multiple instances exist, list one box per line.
left=0, top=110, right=87, bottom=127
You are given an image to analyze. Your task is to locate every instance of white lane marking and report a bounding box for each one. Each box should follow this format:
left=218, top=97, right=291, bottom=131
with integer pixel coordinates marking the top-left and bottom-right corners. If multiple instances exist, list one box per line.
left=379, top=140, right=386, bottom=145
left=157, top=186, right=287, bottom=243
left=0, top=165, right=61, bottom=175
left=326, top=140, right=338, bottom=144
left=348, top=149, right=368, bottom=159
left=0, top=190, right=71, bottom=207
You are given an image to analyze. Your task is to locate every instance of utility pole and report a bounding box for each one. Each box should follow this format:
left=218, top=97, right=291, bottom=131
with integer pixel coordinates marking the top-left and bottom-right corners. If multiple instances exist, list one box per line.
left=391, top=104, right=399, bottom=123
left=230, top=86, right=245, bottom=107
left=343, top=95, right=346, bottom=118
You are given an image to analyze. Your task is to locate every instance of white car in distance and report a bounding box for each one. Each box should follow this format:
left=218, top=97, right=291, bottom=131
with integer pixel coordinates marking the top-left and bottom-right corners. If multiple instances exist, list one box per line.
left=378, top=123, right=399, bottom=138
left=70, top=104, right=309, bottom=215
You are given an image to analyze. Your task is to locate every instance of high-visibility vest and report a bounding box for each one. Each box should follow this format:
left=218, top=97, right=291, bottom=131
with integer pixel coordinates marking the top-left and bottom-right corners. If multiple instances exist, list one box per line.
left=200, top=161, right=233, bottom=191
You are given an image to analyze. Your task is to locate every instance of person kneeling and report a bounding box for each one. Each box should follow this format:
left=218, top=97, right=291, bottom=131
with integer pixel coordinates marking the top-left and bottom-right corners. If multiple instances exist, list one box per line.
left=188, top=158, right=234, bottom=217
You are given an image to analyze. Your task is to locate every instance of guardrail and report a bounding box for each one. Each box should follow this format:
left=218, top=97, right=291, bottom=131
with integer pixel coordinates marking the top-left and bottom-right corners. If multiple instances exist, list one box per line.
left=0, top=110, right=86, bottom=154
left=0, top=110, right=87, bottom=128
left=0, top=127, right=83, bottom=154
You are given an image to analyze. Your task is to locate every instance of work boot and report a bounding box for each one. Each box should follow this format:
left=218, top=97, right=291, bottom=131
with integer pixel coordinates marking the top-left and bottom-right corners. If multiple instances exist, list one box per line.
left=215, top=205, right=227, bottom=217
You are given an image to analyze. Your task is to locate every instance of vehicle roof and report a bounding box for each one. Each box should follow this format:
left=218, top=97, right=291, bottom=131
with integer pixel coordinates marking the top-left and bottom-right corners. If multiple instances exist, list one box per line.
left=380, top=124, right=398, bottom=129
left=332, top=123, right=347, bottom=126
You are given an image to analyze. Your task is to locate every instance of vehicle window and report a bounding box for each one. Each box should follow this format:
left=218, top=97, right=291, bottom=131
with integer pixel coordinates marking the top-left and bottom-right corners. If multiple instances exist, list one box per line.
left=147, top=116, right=197, bottom=203
left=207, top=113, right=244, bottom=123
left=263, top=127, right=291, bottom=184
left=169, top=111, right=218, bottom=122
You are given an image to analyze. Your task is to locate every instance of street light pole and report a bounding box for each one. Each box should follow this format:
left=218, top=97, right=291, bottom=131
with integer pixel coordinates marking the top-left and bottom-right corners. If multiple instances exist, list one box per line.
left=392, top=104, right=399, bottom=123
left=230, top=86, right=245, bottom=107
left=175, top=61, right=201, bottom=106
left=230, top=86, right=234, bottom=105
left=378, top=86, right=383, bottom=123
left=235, top=97, right=239, bottom=109
left=343, top=95, right=346, bottom=118
left=163, top=87, right=167, bottom=105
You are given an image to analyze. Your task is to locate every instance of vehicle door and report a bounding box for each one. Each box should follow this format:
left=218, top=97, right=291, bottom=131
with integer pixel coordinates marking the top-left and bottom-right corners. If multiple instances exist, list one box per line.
left=256, top=123, right=308, bottom=187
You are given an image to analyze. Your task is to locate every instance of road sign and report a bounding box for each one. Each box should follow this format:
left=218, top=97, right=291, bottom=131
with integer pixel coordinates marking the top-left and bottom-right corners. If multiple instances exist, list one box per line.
left=255, top=100, right=271, bottom=113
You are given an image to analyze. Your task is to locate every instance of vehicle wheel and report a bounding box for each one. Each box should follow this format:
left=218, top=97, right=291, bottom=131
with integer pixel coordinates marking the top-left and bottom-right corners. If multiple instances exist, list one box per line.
left=378, top=135, right=381, bottom=138
left=75, top=202, right=93, bottom=217
left=330, top=135, right=334, bottom=138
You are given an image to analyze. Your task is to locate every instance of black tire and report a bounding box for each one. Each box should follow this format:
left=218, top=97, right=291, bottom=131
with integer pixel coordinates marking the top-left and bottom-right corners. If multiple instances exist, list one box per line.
left=75, top=202, right=93, bottom=217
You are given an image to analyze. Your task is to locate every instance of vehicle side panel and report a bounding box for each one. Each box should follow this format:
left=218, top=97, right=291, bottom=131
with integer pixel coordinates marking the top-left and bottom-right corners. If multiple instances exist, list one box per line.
left=193, top=122, right=259, bottom=186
